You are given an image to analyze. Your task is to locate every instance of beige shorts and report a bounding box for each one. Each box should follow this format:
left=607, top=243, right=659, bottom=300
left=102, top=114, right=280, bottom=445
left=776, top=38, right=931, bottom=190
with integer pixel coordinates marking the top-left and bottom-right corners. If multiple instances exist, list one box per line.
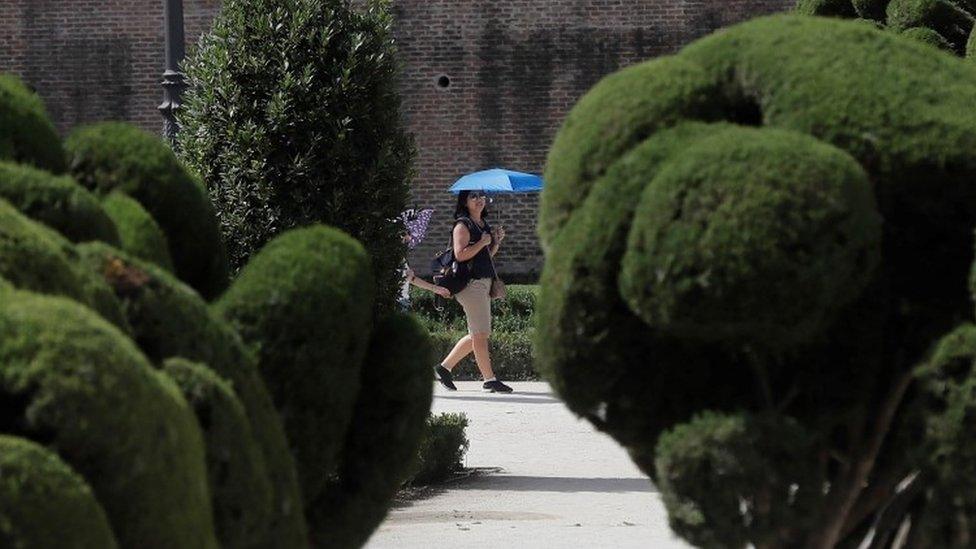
left=455, top=278, right=492, bottom=335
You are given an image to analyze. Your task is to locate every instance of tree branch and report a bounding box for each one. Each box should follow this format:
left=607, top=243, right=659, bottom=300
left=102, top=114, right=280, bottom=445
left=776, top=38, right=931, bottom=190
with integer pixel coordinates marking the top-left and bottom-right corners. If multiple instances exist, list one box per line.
left=805, top=370, right=914, bottom=549
left=856, top=471, right=926, bottom=549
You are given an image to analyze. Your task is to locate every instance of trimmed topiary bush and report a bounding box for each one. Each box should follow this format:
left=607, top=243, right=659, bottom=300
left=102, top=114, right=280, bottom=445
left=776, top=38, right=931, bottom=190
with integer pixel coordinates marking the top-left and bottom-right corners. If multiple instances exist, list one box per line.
left=797, top=0, right=976, bottom=54
left=178, top=0, right=414, bottom=311
left=216, top=224, right=433, bottom=544
left=796, top=0, right=858, bottom=16
left=902, top=25, right=955, bottom=48
left=308, top=312, right=433, bottom=548
left=539, top=14, right=976, bottom=547
left=0, top=199, right=127, bottom=331
left=909, top=325, right=976, bottom=545
left=887, top=0, right=974, bottom=51
left=0, top=74, right=65, bottom=173
left=407, top=413, right=470, bottom=486
left=0, top=435, right=119, bottom=549
left=65, top=122, right=228, bottom=299
left=0, top=289, right=217, bottom=548
left=429, top=330, right=537, bottom=381
left=215, top=225, right=374, bottom=510
left=101, top=191, right=174, bottom=272
left=75, top=241, right=308, bottom=548
left=0, top=161, right=119, bottom=245
left=655, top=413, right=822, bottom=549
left=162, top=358, right=273, bottom=549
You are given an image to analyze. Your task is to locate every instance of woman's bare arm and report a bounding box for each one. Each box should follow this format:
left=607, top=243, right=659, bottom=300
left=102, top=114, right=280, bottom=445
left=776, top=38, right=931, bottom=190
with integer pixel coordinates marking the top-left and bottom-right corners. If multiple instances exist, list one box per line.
left=453, top=222, right=490, bottom=262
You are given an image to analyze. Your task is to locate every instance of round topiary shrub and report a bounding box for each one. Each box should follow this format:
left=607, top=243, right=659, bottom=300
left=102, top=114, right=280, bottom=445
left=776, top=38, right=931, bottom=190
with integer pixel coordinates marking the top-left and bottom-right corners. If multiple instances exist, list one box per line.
left=618, top=127, right=879, bottom=348
left=902, top=25, right=956, bottom=49
left=887, top=0, right=974, bottom=52
left=0, top=198, right=127, bottom=331
left=0, top=289, right=217, bottom=548
left=178, top=0, right=414, bottom=310
left=796, top=0, right=858, bottom=17
left=214, top=225, right=374, bottom=510
left=539, top=14, right=976, bottom=547
left=0, top=161, right=120, bottom=245
left=655, top=413, right=822, bottom=549
left=909, top=325, right=976, bottom=545
left=75, top=241, right=307, bottom=548
left=0, top=74, right=65, bottom=173
left=308, top=312, right=433, bottom=548
left=64, top=121, right=228, bottom=299
left=100, top=191, right=174, bottom=272
left=0, top=435, right=119, bottom=549
left=216, top=225, right=432, bottom=544
left=796, top=0, right=976, bottom=55
left=162, top=357, right=273, bottom=549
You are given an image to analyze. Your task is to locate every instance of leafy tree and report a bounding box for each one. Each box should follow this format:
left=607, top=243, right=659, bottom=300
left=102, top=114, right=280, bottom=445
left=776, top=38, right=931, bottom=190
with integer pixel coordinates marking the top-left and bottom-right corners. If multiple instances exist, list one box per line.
left=178, top=0, right=414, bottom=310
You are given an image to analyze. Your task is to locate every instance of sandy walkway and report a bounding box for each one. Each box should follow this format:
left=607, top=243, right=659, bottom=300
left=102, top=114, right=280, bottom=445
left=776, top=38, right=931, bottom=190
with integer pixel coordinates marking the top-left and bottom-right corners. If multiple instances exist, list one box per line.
left=365, top=381, right=691, bottom=548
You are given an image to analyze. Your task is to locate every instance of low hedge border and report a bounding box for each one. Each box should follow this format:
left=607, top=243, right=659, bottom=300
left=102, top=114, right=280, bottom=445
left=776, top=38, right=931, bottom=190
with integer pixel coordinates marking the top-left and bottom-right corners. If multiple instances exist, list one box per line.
left=404, top=413, right=470, bottom=486
left=412, top=284, right=539, bottom=380
left=428, top=329, right=537, bottom=381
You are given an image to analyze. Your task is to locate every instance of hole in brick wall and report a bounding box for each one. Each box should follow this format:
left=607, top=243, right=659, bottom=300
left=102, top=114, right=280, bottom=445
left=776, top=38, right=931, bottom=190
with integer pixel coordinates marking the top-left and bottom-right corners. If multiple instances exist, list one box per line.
left=436, top=74, right=452, bottom=89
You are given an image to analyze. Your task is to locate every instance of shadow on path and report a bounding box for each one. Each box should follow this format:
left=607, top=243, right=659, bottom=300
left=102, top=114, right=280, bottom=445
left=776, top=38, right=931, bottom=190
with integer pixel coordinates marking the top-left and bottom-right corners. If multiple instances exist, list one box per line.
left=455, top=475, right=657, bottom=494
left=435, top=394, right=562, bottom=405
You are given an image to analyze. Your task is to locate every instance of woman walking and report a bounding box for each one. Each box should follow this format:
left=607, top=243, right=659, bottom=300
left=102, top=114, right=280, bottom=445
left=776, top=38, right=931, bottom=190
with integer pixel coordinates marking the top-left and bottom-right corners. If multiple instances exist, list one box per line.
left=434, top=190, right=513, bottom=393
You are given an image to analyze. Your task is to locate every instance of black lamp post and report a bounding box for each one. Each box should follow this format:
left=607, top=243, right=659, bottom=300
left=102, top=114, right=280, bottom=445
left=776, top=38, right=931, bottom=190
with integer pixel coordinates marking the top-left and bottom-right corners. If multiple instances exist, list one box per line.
left=159, top=0, right=186, bottom=143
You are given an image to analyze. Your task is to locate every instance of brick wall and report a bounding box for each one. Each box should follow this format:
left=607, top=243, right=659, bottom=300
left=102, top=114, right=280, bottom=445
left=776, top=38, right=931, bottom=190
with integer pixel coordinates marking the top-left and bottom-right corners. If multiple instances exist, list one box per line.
left=0, top=0, right=793, bottom=279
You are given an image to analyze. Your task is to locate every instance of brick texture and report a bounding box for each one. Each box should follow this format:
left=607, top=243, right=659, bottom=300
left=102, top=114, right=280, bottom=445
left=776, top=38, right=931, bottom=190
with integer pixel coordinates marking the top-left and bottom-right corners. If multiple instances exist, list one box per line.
left=0, top=0, right=793, bottom=279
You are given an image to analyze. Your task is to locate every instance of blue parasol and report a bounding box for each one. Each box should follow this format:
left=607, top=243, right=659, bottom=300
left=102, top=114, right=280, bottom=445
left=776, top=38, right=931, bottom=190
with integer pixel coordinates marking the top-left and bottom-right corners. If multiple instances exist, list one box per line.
left=449, top=168, right=543, bottom=194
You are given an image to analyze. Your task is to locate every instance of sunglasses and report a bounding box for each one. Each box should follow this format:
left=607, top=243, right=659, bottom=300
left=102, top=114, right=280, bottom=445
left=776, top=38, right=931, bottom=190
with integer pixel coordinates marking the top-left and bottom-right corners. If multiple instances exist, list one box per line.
left=467, top=192, right=487, bottom=200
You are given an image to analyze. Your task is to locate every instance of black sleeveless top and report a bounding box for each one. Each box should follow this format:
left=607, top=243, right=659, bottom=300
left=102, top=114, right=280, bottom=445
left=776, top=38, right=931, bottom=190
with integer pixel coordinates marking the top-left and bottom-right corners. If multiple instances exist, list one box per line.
left=456, top=217, right=496, bottom=280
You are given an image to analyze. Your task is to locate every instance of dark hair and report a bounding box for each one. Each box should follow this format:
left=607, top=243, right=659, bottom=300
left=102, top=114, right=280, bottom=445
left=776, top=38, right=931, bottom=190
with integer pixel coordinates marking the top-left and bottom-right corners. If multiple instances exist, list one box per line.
left=454, top=190, right=491, bottom=220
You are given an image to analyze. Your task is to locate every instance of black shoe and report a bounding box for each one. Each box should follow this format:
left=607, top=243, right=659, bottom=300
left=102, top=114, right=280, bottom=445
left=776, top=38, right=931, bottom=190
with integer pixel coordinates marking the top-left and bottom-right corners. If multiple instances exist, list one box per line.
left=483, top=380, right=513, bottom=393
left=434, top=365, right=457, bottom=391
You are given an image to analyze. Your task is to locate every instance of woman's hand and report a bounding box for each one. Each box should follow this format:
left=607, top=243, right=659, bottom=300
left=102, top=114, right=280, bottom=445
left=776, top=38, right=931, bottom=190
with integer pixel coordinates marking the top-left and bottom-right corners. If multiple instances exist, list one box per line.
left=495, top=225, right=506, bottom=243
left=478, top=231, right=492, bottom=248
left=434, top=286, right=451, bottom=298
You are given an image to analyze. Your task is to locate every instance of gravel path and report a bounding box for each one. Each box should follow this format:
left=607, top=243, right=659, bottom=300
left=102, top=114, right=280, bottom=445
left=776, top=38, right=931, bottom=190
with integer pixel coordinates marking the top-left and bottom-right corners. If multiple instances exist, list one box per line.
left=365, top=381, right=691, bottom=548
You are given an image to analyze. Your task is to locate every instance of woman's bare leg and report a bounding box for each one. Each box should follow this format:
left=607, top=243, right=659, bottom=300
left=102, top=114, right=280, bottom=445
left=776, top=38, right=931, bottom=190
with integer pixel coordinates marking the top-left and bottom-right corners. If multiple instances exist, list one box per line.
left=471, top=332, right=495, bottom=380
left=441, top=334, right=473, bottom=370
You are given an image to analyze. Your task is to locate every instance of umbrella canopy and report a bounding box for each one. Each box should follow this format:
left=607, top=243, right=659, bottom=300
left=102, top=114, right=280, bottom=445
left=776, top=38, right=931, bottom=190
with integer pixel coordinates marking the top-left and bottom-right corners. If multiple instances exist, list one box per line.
left=449, top=168, right=543, bottom=194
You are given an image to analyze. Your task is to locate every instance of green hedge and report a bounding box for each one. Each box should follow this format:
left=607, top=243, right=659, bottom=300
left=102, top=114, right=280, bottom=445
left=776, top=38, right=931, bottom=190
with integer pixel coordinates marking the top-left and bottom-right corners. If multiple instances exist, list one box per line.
left=215, top=225, right=434, bottom=546
left=0, top=74, right=65, bottom=173
left=75, top=241, right=307, bottom=548
left=308, top=313, right=434, bottom=548
left=215, top=226, right=374, bottom=512
left=409, top=284, right=537, bottom=333
left=0, top=289, right=216, bottom=548
left=162, top=358, right=273, bottom=549
left=0, top=161, right=120, bottom=245
left=0, top=199, right=127, bottom=332
left=65, top=122, right=228, bottom=299
left=412, top=284, right=538, bottom=379
left=0, top=435, right=118, bottom=549
left=406, top=413, right=470, bottom=486
left=796, top=0, right=976, bottom=54
left=100, top=191, right=174, bottom=272
left=429, top=330, right=537, bottom=381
